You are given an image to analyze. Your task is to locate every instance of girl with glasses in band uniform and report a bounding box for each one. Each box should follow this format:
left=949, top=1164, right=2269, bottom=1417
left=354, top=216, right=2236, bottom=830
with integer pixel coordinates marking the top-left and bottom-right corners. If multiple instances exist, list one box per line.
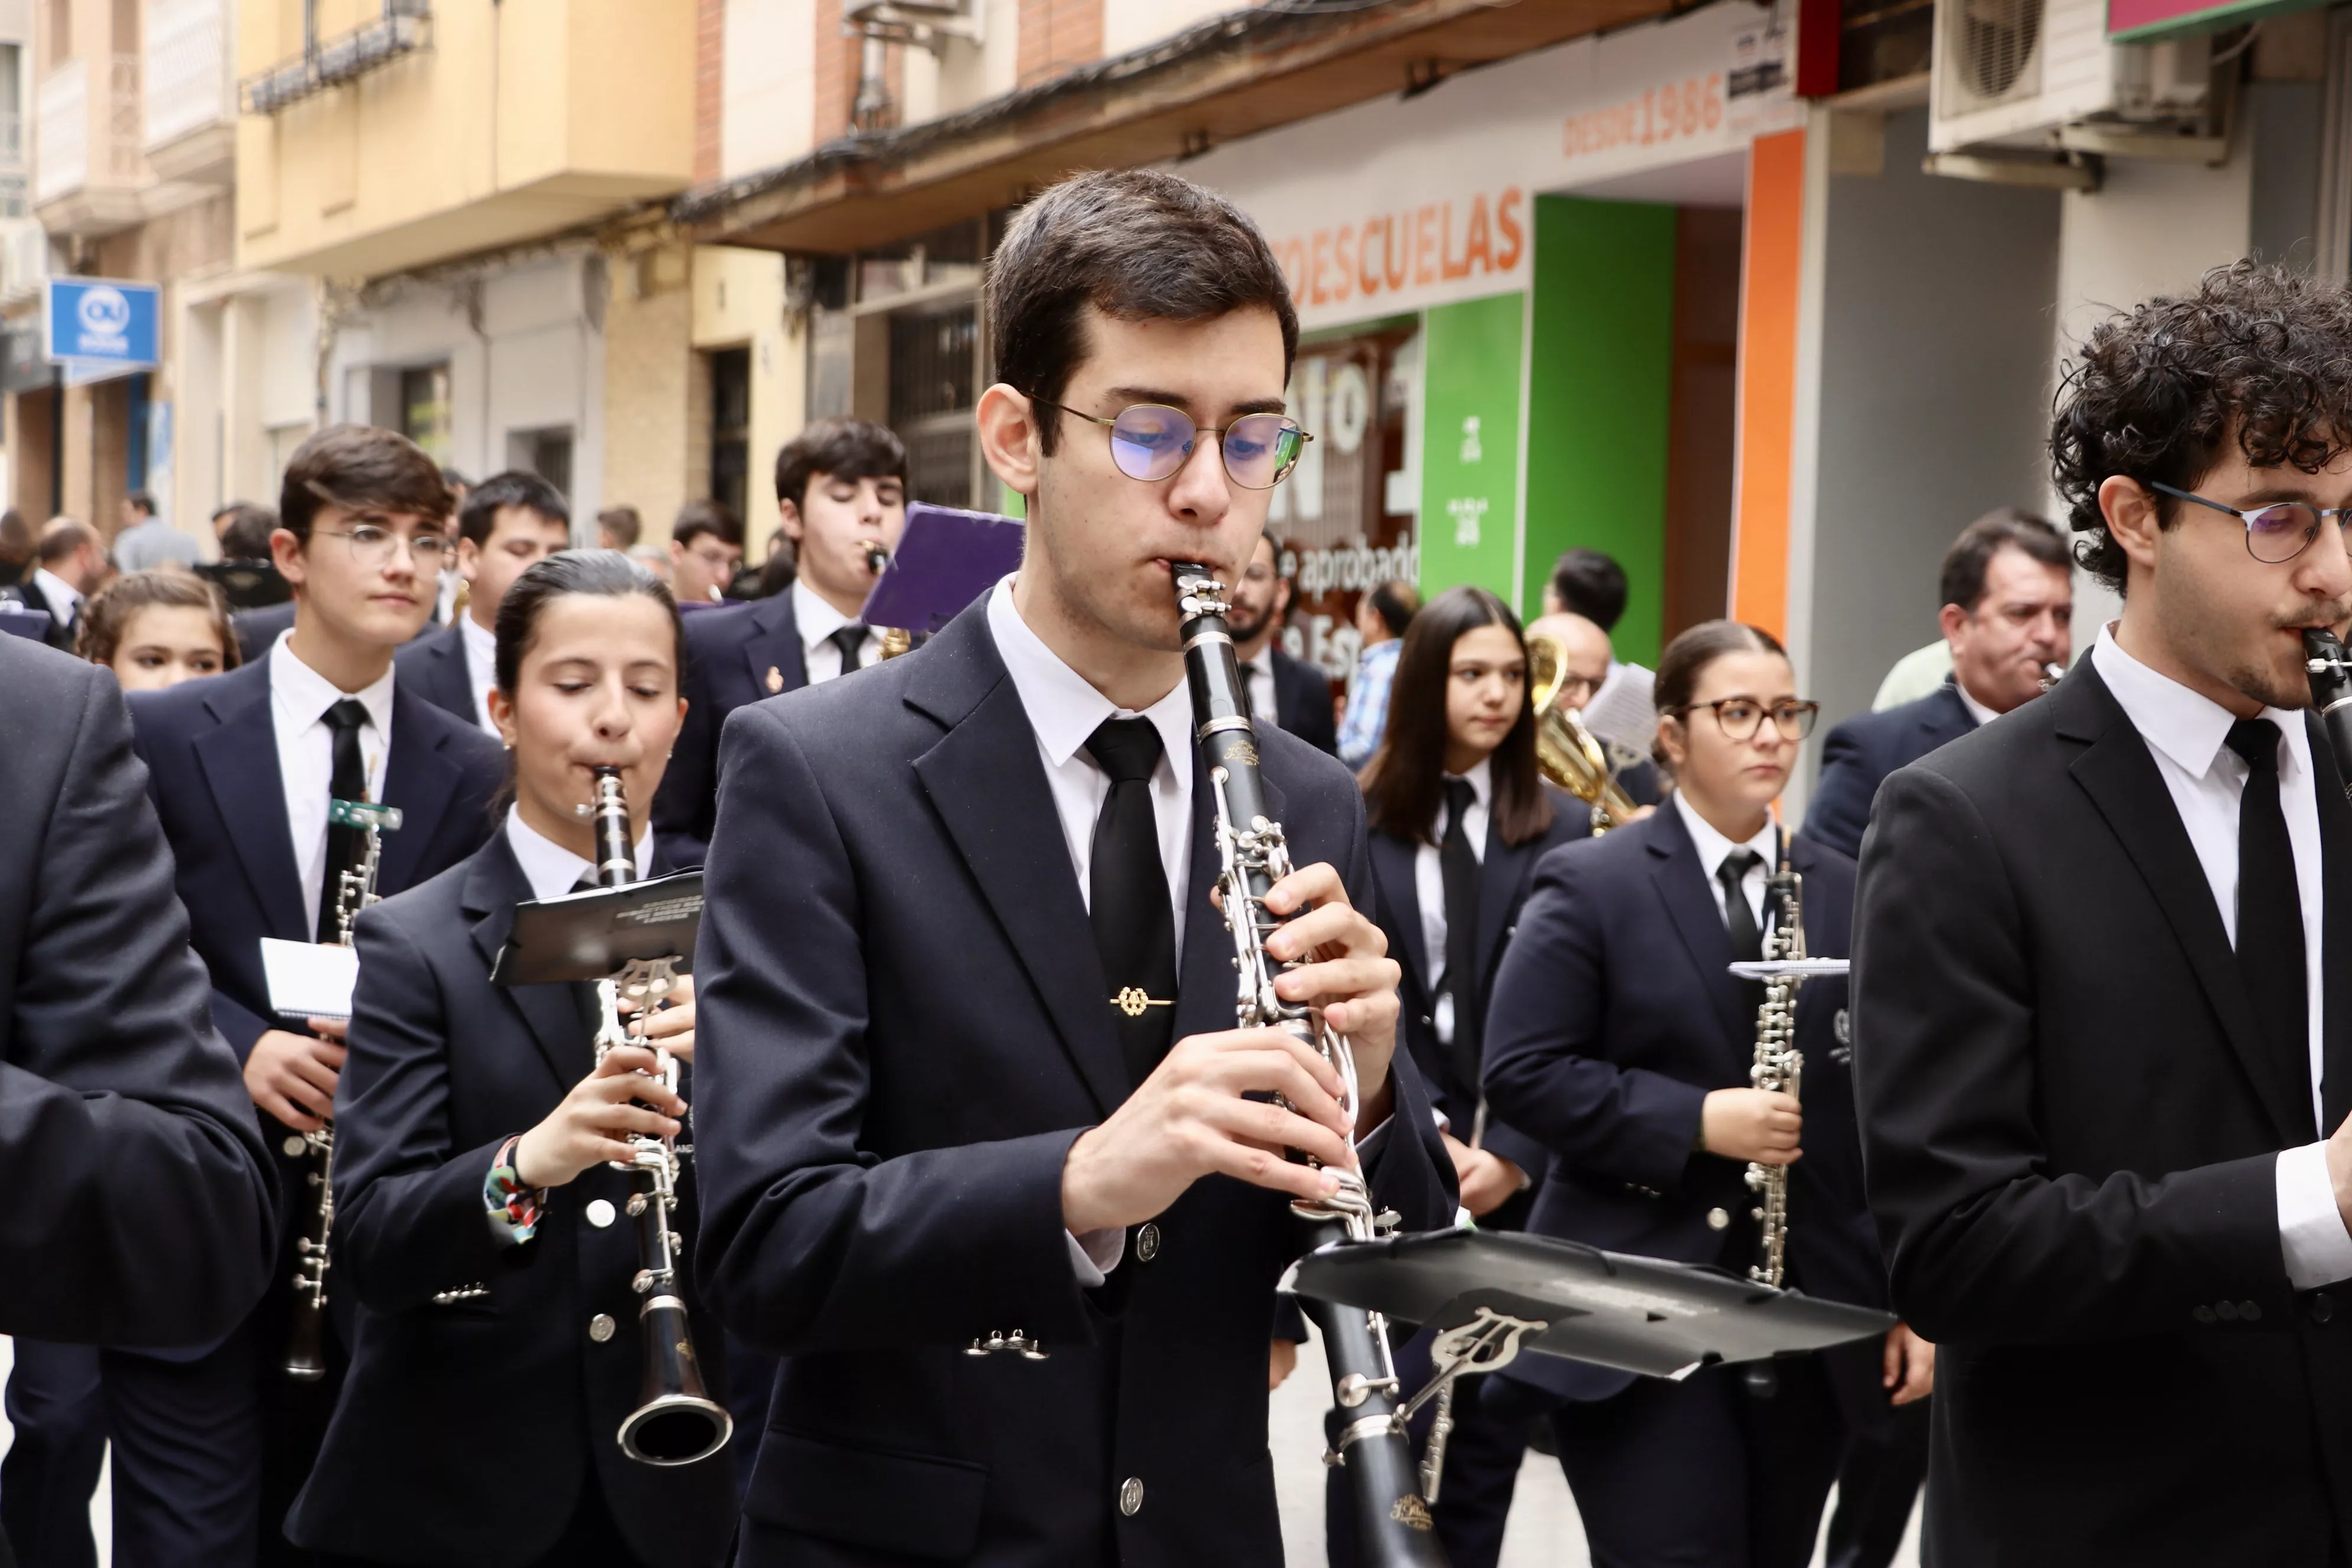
left=1478, top=620, right=1905, bottom=1568
left=285, top=551, right=737, bottom=1568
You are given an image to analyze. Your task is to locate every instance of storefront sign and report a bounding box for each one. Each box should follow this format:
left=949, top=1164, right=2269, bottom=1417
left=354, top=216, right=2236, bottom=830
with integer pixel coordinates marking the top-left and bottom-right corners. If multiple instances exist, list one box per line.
left=2109, top=0, right=2324, bottom=41
left=1181, top=0, right=1800, bottom=330
left=43, top=276, right=160, bottom=384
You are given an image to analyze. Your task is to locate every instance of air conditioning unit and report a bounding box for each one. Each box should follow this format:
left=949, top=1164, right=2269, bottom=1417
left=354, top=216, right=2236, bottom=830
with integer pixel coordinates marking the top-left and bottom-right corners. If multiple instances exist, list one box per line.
left=0, top=222, right=51, bottom=308
left=1929, top=0, right=2214, bottom=156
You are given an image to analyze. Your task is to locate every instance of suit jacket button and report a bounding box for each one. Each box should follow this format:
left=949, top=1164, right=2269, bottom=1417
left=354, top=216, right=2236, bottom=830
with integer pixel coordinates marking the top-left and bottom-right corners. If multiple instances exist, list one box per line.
left=1136, top=1223, right=1161, bottom=1263
left=1706, top=1208, right=1730, bottom=1230
left=2240, top=1301, right=2262, bottom=1322
left=589, top=1313, right=616, bottom=1342
left=1419, top=1015, right=1433, bottom=1029
left=2314, top=1292, right=2336, bottom=1323
left=584, top=1198, right=617, bottom=1229
left=2192, top=1305, right=2216, bottom=1325
left=2215, top=1300, right=2239, bottom=1321
left=1119, top=1476, right=1144, bottom=1517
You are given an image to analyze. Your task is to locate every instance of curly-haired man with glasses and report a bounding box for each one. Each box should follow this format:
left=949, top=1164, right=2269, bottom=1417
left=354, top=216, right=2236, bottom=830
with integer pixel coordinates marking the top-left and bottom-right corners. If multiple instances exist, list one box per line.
left=1856, top=261, right=2352, bottom=1567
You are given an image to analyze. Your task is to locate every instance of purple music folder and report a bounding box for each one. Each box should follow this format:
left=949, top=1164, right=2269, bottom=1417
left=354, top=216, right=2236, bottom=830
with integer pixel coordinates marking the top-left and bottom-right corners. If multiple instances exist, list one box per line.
left=860, top=502, right=1025, bottom=635
left=0, top=606, right=51, bottom=642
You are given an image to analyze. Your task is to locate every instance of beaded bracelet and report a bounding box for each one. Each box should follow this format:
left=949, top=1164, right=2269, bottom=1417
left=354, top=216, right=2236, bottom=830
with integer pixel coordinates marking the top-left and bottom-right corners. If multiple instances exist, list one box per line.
left=484, top=1135, right=544, bottom=1244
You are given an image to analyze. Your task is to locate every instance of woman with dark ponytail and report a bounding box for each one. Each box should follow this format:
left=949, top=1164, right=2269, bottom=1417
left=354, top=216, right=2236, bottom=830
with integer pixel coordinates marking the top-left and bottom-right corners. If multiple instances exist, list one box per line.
left=286, top=552, right=739, bottom=1567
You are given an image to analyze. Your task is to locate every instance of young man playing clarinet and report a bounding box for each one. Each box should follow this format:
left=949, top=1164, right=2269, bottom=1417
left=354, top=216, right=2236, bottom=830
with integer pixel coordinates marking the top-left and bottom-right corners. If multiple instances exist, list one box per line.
left=110, top=426, right=507, bottom=1565
left=693, top=168, right=1454, bottom=1566
left=1856, top=261, right=2352, bottom=1567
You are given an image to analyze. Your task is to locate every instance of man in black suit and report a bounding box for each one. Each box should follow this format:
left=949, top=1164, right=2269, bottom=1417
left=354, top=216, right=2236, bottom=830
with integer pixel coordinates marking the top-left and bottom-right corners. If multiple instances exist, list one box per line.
left=1856, top=262, right=2352, bottom=1567
left=1804, top=508, right=2073, bottom=863
left=0, top=641, right=277, bottom=1568
left=396, top=469, right=572, bottom=734
left=649, top=417, right=907, bottom=870
left=1227, top=530, right=1340, bottom=754
left=1, top=520, right=107, bottom=652
left=692, top=168, right=1452, bottom=1566
left=117, top=425, right=506, bottom=1566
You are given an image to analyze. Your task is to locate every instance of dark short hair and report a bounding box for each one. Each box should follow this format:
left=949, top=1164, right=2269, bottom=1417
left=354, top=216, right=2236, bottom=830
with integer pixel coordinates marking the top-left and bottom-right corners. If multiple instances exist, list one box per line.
left=986, top=168, right=1299, bottom=456
left=277, top=424, right=453, bottom=545
left=1653, top=619, right=1789, bottom=775
left=494, top=549, right=684, bottom=697
left=596, top=505, right=643, bottom=551
left=2053, top=260, right=2352, bottom=594
left=215, top=504, right=280, bottom=561
left=37, top=520, right=94, bottom=566
left=1939, top=507, right=2069, bottom=613
left=459, top=470, right=571, bottom=548
left=672, top=499, right=742, bottom=552
left=77, top=569, right=237, bottom=669
left=1361, top=586, right=1553, bottom=849
left=1549, top=548, right=1629, bottom=632
left=1366, top=580, right=1418, bottom=638
left=124, top=491, right=156, bottom=518
left=775, top=418, right=909, bottom=513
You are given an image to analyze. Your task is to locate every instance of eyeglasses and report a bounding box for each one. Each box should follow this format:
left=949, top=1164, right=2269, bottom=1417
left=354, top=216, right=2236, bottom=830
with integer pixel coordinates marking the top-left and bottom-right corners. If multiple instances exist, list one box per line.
left=2149, top=480, right=2352, bottom=566
left=315, top=525, right=450, bottom=570
left=1675, top=697, right=1820, bottom=741
left=1032, top=397, right=1312, bottom=489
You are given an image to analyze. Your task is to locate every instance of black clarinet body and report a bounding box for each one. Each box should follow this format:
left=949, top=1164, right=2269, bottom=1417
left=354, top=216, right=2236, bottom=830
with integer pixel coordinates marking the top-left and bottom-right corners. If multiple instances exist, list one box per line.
left=2307, top=629, right=2352, bottom=792
left=584, top=766, right=732, bottom=1466
left=1172, top=564, right=1447, bottom=1563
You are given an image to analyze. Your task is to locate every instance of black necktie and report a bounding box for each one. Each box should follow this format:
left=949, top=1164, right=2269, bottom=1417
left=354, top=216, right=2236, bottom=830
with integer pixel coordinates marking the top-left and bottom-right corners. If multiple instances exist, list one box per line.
left=2226, top=718, right=2313, bottom=1136
left=1718, top=847, right=1765, bottom=1017
left=318, top=698, right=371, bottom=942
left=1439, top=777, right=1483, bottom=1100
left=828, top=625, right=868, bottom=675
left=1086, top=718, right=1178, bottom=1090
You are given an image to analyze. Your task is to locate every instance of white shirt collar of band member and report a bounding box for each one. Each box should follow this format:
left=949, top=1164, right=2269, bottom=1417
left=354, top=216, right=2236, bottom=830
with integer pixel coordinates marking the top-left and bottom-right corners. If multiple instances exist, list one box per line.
left=504, top=803, right=652, bottom=903
left=1672, top=788, right=1776, bottom=933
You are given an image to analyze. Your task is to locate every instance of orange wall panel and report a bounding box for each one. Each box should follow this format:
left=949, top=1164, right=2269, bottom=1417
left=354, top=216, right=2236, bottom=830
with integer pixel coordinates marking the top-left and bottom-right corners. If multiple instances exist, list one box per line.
left=1730, top=126, right=1805, bottom=641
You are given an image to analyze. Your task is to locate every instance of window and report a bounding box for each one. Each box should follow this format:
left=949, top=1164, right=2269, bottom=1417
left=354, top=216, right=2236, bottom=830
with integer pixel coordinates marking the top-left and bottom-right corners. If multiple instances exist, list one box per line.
left=887, top=301, right=978, bottom=508
left=708, top=346, right=749, bottom=524
left=509, top=426, right=573, bottom=503
left=398, top=364, right=451, bottom=464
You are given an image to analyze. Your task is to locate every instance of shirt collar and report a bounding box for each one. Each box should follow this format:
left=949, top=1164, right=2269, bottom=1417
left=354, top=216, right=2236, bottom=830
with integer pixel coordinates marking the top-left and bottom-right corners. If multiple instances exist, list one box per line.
left=1244, top=643, right=1275, bottom=675
left=1951, top=675, right=2001, bottom=729
left=1430, top=756, right=1492, bottom=835
left=270, top=633, right=397, bottom=737
left=459, top=612, right=496, bottom=664
left=792, top=577, right=860, bottom=654
left=2090, top=623, right=2312, bottom=784
left=1671, top=789, right=1778, bottom=880
left=985, top=576, right=1191, bottom=778
left=32, top=568, right=80, bottom=612
left=502, top=805, right=652, bottom=903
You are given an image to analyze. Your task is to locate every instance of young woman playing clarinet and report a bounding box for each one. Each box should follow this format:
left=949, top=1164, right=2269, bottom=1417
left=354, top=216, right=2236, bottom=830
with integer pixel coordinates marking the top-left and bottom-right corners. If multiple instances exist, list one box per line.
left=1481, top=619, right=1922, bottom=1568
left=285, top=550, right=737, bottom=1567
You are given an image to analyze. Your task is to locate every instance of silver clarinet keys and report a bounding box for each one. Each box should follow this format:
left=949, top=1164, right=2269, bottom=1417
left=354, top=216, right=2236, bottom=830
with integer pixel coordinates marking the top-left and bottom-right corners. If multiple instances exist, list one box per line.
left=963, top=1330, right=1048, bottom=1360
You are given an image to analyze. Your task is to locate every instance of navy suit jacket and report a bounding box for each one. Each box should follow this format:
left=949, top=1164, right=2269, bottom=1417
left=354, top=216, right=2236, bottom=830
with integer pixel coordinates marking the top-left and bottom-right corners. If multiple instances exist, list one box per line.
left=692, top=602, right=1455, bottom=1567
left=1270, top=644, right=1338, bottom=756
left=1802, top=679, right=1976, bottom=861
left=392, top=619, right=480, bottom=731
left=1368, top=782, right=1591, bottom=1185
left=1482, top=805, right=1884, bottom=1418
left=652, top=592, right=806, bottom=870
left=231, top=600, right=297, bottom=667
left=0, top=641, right=275, bottom=1347
left=286, top=832, right=735, bottom=1567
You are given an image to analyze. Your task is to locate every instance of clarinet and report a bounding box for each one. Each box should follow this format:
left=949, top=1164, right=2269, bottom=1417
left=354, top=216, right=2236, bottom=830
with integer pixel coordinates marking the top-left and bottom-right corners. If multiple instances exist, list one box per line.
left=1172, top=564, right=1447, bottom=1563
left=285, top=797, right=401, bottom=1383
left=1744, top=825, right=1805, bottom=1292
left=582, top=767, right=734, bottom=1466
left=2307, top=629, right=2352, bottom=790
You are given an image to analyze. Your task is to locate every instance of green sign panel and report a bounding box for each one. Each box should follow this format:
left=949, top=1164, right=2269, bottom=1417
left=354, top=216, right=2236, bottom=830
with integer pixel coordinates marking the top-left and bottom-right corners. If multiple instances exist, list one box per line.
left=1418, top=292, right=1526, bottom=606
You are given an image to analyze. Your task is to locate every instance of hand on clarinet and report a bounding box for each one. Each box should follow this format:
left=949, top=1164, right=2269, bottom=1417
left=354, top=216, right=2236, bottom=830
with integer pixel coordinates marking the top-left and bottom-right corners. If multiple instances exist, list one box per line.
left=1254, top=859, right=1403, bottom=1126
left=246, top=1025, right=347, bottom=1132
left=1700, top=1087, right=1803, bottom=1165
left=513, top=1046, right=686, bottom=1190
left=618, top=973, right=695, bottom=1063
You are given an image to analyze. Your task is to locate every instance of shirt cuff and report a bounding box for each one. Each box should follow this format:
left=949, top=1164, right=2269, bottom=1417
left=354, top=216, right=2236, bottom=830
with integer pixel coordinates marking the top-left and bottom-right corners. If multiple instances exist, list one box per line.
left=1066, top=1227, right=1125, bottom=1288
left=2276, top=1141, right=2352, bottom=1291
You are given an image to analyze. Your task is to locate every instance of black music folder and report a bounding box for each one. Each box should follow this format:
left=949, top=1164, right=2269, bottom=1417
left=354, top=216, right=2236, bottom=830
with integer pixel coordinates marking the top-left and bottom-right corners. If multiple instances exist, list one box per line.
left=1284, top=1227, right=1893, bottom=1381
left=489, top=871, right=703, bottom=986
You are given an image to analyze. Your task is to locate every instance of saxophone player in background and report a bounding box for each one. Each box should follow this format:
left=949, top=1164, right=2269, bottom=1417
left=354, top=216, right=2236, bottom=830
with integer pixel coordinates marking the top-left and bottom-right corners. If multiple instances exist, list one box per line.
left=285, top=551, right=737, bottom=1568
left=1480, top=620, right=1909, bottom=1568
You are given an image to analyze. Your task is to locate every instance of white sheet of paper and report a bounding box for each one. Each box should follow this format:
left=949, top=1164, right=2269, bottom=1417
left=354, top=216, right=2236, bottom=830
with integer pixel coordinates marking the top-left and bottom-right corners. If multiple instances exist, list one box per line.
left=260, top=938, right=359, bottom=1020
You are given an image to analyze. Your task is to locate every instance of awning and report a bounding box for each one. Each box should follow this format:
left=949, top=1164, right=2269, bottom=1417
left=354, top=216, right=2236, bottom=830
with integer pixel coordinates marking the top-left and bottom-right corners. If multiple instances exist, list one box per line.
left=675, top=0, right=1678, bottom=256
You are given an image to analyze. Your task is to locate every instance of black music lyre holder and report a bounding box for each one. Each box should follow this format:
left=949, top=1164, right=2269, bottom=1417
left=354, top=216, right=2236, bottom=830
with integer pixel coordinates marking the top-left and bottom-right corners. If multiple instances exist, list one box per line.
left=489, top=871, right=704, bottom=987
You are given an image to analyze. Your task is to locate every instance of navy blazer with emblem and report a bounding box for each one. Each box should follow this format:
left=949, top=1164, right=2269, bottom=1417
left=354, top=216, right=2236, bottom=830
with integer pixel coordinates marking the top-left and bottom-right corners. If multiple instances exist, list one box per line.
left=1802, top=679, right=1977, bottom=861
left=692, top=600, right=1455, bottom=1567
left=1482, top=803, right=1884, bottom=1417
left=652, top=593, right=805, bottom=870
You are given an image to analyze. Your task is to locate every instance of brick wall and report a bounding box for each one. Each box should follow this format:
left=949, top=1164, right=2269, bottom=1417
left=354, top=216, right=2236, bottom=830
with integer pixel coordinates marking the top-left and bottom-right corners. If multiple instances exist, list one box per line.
left=814, top=0, right=854, bottom=139
left=694, top=0, right=724, bottom=182
left=1017, top=0, right=1103, bottom=87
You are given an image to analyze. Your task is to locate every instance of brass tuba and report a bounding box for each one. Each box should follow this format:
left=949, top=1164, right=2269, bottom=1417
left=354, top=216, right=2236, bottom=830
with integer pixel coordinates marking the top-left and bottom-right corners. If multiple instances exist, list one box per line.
left=1527, top=632, right=1638, bottom=834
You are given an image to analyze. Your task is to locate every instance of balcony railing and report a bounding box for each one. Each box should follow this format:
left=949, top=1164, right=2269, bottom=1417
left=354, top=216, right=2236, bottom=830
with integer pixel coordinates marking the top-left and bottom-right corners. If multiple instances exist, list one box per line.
left=242, top=0, right=430, bottom=116
left=35, top=56, right=141, bottom=207
left=145, top=0, right=231, bottom=152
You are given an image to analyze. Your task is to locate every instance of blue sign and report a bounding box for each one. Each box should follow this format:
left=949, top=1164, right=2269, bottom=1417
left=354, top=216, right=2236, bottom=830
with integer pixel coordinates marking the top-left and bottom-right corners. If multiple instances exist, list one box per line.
left=44, top=277, right=159, bottom=369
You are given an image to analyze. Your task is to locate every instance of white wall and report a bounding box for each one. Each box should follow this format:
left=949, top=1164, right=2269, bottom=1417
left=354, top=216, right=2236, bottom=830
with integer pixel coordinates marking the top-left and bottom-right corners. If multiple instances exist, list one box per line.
left=1102, top=0, right=1233, bottom=57
left=721, top=0, right=814, bottom=180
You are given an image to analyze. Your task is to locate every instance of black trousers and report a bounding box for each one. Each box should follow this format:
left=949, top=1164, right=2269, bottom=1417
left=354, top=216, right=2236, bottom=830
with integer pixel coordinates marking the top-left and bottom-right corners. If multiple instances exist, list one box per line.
left=1547, top=1358, right=1845, bottom=1568
left=0, top=1342, right=102, bottom=1568
left=1825, top=1396, right=1929, bottom=1568
left=312, top=1469, right=646, bottom=1568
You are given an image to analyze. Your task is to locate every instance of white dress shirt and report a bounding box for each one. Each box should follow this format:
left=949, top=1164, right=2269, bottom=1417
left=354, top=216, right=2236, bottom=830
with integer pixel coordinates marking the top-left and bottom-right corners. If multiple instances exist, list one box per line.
left=2088, top=626, right=2352, bottom=1289
left=795, top=579, right=887, bottom=684
left=1952, top=677, right=2001, bottom=730
left=459, top=613, right=499, bottom=734
left=1672, top=790, right=1777, bottom=935
left=1243, top=644, right=1280, bottom=734
left=270, top=634, right=395, bottom=939
left=503, top=805, right=651, bottom=900
left=1415, top=758, right=1491, bottom=1048
left=29, top=567, right=82, bottom=628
